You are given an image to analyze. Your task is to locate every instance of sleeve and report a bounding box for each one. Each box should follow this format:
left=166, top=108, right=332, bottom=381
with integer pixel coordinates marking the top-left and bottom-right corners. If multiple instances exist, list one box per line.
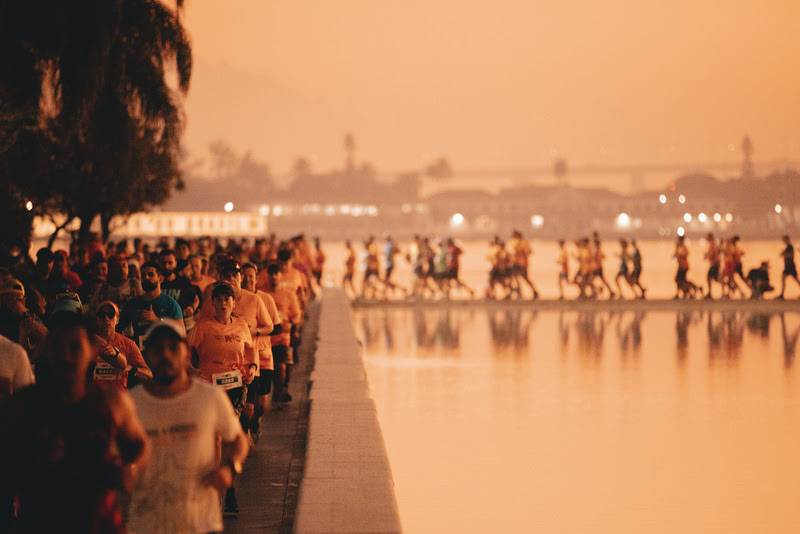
left=186, top=321, right=203, bottom=348
left=12, top=343, right=35, bottom=391
left=122, top=337, right=148, bottom=371
left=263, top=294, right=280, bottom=326
left=256, top=298, right=273, bottom=332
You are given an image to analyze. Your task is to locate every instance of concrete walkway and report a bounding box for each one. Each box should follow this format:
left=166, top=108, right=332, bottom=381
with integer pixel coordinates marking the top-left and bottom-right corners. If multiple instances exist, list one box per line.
left=225, top=288, right=402, bottom=533
left=295, top=288, right=402, bottom=533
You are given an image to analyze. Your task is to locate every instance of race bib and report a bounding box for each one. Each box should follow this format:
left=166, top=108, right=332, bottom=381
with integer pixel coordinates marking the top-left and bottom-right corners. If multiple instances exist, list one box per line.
left=212, top=370, right=243, bottom=391
left=93, top=362, right=120, bottom=381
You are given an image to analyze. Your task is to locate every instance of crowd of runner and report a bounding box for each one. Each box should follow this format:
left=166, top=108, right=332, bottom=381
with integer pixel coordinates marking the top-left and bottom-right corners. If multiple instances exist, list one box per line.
left=343, top=231, right=800, bottom=301
left=1, top=229, right=799, bottom=531
left=0, top=233, right=322, bottom=532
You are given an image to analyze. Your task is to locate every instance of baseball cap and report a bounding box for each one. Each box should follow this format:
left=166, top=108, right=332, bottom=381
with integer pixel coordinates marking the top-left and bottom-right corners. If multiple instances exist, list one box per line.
left=220, top=259, right=241, bottom=276
left=0, top=279, right=25, bottom=297
left=52, top=293, right=83, bottom=314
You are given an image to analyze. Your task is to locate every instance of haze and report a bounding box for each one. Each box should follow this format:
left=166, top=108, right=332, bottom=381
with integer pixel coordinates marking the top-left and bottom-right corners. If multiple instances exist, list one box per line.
left=183, top=1, right=800, bottom=185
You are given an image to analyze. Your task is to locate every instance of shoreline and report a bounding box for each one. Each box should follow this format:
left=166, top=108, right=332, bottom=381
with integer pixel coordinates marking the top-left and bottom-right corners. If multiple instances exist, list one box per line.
left=350, top=296, right=800, bottom=313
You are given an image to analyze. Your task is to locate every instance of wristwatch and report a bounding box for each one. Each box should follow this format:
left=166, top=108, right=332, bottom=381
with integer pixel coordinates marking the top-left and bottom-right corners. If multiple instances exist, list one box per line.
left=224, top=458, right=243, bottom=475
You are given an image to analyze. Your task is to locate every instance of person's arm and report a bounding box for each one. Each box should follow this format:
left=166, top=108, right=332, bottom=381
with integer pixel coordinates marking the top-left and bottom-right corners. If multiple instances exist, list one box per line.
left=202, top=392, right=249, bottom=491
left=106, top=389, right=150, bottom=490
left=124, top=341, right=152, bottom=382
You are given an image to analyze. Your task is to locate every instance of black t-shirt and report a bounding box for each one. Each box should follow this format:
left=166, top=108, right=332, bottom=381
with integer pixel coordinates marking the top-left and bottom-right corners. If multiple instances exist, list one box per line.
left=160, top=275, right=196, bottom=310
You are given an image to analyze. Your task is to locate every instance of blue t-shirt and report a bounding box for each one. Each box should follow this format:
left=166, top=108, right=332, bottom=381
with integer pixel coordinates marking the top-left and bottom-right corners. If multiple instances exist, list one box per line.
left=119, top=293, right=183, bottom=344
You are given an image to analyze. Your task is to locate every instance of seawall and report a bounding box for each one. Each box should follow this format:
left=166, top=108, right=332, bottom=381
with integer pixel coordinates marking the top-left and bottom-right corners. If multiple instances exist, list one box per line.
left=295, top=288, right=403, bottom=533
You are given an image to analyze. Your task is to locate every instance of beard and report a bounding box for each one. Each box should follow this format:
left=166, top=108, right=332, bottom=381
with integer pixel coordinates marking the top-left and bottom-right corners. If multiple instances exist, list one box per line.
left=152, top=372, right=179, bottom=386
left=141, top=280, right=157, bottom=292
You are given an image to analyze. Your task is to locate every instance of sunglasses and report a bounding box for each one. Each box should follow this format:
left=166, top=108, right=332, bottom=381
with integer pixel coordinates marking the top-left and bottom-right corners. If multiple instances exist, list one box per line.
left=96, top=310, right=116, bottom=319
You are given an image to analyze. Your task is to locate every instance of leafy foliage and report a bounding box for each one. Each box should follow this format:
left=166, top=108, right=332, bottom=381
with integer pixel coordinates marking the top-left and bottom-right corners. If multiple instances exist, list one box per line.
left=0, top=0, right=192, bottom=249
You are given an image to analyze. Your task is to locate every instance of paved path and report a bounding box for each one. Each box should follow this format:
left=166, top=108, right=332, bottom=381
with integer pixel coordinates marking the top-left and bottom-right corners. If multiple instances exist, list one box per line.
left=224, top=288, right=402, bottom=533
left=224, top=297, right=319, bottom=534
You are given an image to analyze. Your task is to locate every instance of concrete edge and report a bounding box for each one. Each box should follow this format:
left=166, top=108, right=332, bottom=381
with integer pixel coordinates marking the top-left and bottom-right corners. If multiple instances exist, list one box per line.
left=295, top=288, right=403, bottom=534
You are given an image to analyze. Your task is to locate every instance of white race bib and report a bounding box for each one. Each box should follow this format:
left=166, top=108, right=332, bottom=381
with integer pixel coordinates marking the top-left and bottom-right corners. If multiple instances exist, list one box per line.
left=212, top=370, right=243, bottom=391
left=93, top=362, right=121, bottom=381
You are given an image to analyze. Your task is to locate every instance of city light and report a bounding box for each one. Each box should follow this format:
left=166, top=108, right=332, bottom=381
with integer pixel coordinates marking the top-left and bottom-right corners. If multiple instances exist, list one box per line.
left=224, top=202, right=234, bottom=212
left=683, top=213, right=692, bottom=223
left=725, top=213, right=733, bottom=222
left=698, top=213, right=707, bottom=222
left=659, top=194, right=667, bottom=204
left=616, top=213, right=631, bottom=229
left=451, top=213, right=464, bottom=225
left=531, top=215, right=544, bottom=228
left=677, top=227, right=685, bottom=236
left=273, top=206, right=284, bottom=216
left=714, top=213, right=722, bottom=222
left=776, top=204, right=782, bottom=214
left=259, top=205, right=270, bottom=216
left=678, top=195, right=686, bottom=204
left=25, top=201, right=33, bottom=211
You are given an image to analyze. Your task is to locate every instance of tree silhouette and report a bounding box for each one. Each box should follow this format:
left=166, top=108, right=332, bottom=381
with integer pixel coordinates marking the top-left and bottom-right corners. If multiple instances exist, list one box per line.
left=0, top=0, right=192, bottom=245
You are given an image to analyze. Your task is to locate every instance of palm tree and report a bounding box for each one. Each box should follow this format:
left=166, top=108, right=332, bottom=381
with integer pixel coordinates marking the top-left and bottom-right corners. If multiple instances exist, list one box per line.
left=0, top=0, right=192, bottom=244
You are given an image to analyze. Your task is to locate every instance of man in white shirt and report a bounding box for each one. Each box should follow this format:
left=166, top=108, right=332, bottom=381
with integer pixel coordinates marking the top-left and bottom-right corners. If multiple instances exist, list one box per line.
left=126, top=324, right=248, bottom=533
left=0, top=334, right=34, bottom=398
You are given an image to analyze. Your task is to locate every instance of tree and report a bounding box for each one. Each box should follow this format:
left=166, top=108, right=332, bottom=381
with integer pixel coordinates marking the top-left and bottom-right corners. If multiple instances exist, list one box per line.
left=425, top=156, right=453, bottom=179
left=0, top=0, right=192, bottom=247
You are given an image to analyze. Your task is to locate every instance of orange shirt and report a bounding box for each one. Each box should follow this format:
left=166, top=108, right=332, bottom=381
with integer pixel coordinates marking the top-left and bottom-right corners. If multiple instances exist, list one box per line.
left=187, top=316, right=255, bottom=380
left=92, top=332, right=148, bottom=390
left=268, top=288, right=301, bottom=347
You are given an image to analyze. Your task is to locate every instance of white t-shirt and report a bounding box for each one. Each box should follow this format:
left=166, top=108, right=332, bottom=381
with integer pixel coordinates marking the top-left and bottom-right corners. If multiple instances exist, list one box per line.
left=127, top=379, right=244, bottom=534
left=0, top=334, right=34, bottom=394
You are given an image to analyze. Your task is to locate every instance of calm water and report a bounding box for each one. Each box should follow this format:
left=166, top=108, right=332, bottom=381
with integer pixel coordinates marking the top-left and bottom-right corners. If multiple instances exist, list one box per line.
left=353, top=307, right=800, bottom=533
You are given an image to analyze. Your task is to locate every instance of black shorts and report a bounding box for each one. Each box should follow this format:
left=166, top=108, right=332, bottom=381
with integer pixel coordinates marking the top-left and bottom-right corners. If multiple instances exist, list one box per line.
left=676, top=268, right=688, bottom=283
left=784, top=263, right=798, bottom=277
left=257, top=369, right=273, bottom=395
left=708, top=264, right=720, bottom=280
left=735, top=264, right=744, bottom=278
left=272, top=345, right=289, bottom=365
left=446, top=267, right=458, bottom=280
left=246, top=377, right=258, bottom=403
left=226, top=385, right=246, bottom=418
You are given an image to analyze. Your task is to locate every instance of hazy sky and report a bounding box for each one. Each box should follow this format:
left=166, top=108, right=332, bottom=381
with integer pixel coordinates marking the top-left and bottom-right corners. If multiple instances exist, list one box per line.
left=182, top=1, right=800, bottom=185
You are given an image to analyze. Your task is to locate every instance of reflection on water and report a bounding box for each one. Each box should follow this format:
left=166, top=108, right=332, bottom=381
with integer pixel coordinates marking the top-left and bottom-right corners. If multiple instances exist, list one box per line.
left=354, top=307, right=800, bottom=534
left=358, top=308, right=800, bottom=368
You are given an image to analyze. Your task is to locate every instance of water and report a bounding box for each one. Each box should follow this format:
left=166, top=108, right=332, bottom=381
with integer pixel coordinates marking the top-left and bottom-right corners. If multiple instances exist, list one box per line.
left=353, top=307, right=800, bottom=533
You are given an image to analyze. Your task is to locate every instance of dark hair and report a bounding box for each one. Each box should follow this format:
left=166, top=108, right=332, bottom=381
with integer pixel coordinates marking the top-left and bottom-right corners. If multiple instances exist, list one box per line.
left=211, top=282, right=235, bottom=300
left=159, top=248, right=176, bottom=259
left=267, top=262, right=281, bottom=275
left=241, top=262, right=258, bottom=273
left=140, top=261, right=163, bottom=276
left=277, top=249, right=292, bottom=263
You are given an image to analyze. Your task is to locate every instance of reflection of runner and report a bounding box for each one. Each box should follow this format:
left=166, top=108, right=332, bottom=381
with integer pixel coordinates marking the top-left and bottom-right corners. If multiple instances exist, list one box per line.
left=778, top=235, right=800, bottom=299
left=382, top=234, right=407, bottom=299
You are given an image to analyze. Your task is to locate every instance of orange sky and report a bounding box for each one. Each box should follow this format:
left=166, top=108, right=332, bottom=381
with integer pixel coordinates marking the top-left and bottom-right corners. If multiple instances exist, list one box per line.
left=182, top=1, right=800, bottom=186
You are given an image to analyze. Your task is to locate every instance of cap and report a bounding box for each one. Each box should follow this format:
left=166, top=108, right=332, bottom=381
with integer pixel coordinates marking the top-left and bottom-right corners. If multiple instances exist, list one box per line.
left=52, top=293, right=83, bottom=314
left=142, top=320, right=187, bottom=350
left=220, top=259, right=241, bottom=276
left=211, top=281, right=236, bottom=300
left=0, top=278, right=25, bottom=297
